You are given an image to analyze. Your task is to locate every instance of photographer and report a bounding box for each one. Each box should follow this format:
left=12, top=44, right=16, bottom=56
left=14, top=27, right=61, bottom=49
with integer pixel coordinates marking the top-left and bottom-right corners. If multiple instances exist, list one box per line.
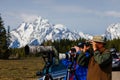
left=61, top=42, right=91, bottom=80
left=76, top=42, right=91, bottom=80
left=87, top=35, right=112, bottom=80
left=61, top=47, right=78, bottom=80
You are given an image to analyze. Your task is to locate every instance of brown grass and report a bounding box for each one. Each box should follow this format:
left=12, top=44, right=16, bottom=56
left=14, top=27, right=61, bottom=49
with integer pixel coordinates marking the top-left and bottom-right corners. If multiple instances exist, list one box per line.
left=0, top=57, right=45, bottom=80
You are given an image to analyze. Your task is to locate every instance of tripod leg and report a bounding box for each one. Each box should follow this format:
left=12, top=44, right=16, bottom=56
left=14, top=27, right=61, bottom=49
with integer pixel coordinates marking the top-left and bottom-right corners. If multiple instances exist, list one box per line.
left=74, top=72, right=78, bottom=80
left=49, top=74, right=53, bottom=80
left=44, top=74, right=49, bottom=80
left=66, top=70, right=70, bottom=80
left=44, top=74, right=53, bottom=80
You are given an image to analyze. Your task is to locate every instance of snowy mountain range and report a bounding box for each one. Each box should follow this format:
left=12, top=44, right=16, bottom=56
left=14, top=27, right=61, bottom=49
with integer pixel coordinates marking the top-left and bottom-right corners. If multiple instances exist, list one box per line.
left=9, top=16, right=120, bottom=48
left=10, top=16, right=92, bottom=48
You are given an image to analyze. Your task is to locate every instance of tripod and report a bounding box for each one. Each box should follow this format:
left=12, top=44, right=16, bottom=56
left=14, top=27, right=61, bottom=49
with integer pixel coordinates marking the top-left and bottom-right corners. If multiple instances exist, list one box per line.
left=66, top=56, right=78, bottom=80
left=43, top=62, right=53, bottom=80
left=42, top=52, right=54, bottom=80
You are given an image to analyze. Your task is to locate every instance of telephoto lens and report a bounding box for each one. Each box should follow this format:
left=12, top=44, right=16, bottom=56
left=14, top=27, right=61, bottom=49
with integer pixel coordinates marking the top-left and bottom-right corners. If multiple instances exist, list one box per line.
left=59, top=53, right=66, bottom=60
left=59, top=53, right=71, bottom=60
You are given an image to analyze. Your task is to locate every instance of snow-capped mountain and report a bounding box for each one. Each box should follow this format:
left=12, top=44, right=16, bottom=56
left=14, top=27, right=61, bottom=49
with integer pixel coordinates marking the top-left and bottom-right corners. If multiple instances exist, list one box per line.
left=105, top=23, right=120, bottom=40
left=10, top=16, right=92, bottom=48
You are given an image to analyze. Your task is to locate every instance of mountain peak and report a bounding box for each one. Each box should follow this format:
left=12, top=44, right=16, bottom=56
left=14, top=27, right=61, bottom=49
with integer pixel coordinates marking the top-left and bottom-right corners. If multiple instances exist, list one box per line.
left=10, top=16, right=92, bottom=48
left=54, top=24, right=67, bottom=31
left=33, top=16, right=50, bottom=28
left=106, top=23, right=120, bottom=39
left=34, top=16, right=42, bottom=22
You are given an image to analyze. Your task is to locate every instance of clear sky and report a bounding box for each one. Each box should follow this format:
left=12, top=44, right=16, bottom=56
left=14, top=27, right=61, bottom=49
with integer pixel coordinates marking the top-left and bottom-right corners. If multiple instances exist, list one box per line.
left=0, top=0, right=120, bottom=35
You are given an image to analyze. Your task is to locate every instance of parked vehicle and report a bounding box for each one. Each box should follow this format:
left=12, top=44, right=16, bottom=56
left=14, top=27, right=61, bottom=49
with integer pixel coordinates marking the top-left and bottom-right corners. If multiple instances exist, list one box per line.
left=38, top=61, right=67, bottom=80
left=111, top=48, right=120, bottom=71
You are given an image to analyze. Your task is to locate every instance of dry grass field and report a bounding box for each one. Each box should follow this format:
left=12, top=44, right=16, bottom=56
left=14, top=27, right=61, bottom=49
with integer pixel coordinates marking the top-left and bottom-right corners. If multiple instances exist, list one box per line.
left=0, top=57, right=44, bottom=80
left=0, top=57, right=120, bottom=80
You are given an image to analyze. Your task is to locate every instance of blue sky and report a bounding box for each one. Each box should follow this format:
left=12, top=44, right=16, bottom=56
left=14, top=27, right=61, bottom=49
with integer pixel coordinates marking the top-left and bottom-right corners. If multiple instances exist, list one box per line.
left=1, top=0, right=120, bottom=35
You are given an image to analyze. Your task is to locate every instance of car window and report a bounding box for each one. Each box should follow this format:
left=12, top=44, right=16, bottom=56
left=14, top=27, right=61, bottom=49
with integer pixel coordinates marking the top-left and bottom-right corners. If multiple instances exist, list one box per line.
left=112, top=54, right=119, bottom=59
left=51, top=60, right=66, bottom=72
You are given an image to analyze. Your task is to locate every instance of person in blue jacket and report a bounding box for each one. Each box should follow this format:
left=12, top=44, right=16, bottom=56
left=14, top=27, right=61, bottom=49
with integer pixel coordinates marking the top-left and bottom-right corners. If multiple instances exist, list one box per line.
left=62, top=42, right=91, bottom=80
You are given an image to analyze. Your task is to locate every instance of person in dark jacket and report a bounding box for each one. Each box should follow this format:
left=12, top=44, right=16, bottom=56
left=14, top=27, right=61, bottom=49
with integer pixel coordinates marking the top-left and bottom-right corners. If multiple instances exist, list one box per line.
left=62, top=42, right=91, bottom=80
left=76, top=42, right=91, bottom=80
left=87, top=35, right=112, bottom=80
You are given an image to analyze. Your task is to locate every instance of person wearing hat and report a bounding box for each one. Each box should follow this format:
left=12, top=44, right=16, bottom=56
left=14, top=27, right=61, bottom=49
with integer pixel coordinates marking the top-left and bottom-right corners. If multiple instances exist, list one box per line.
left=87, top=35, right=112, bottom=80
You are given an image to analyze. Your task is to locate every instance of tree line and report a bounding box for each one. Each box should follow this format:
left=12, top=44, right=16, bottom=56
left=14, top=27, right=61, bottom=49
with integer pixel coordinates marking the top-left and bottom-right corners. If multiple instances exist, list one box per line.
left=0, top=14, right=120, bottom=59
left=106, top=38, right=120, bottom=52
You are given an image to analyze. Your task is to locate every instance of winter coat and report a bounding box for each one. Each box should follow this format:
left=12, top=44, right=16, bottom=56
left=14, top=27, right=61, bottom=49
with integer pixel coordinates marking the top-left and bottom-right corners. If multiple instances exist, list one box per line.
left=62, top=51, right=90, bottom=80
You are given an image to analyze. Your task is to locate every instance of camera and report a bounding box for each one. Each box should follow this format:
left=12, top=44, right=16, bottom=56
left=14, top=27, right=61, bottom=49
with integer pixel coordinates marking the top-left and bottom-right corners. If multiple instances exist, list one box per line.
left=59, top=48, right=77, bottom=60
left=77, top=42, right=91, bottom=48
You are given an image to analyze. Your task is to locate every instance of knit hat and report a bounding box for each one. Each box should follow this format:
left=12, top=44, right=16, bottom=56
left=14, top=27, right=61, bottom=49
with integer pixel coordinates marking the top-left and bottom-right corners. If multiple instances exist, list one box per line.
left=77, top=42, right=84, bottom=48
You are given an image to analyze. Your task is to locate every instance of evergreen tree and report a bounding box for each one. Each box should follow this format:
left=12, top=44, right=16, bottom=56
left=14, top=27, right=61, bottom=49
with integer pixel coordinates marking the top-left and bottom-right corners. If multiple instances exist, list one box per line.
left=6, top=26, right=11, bottom=47
left=106, top=38, right=120, bottom=52
left=0, top=14, right=8, bottom=59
